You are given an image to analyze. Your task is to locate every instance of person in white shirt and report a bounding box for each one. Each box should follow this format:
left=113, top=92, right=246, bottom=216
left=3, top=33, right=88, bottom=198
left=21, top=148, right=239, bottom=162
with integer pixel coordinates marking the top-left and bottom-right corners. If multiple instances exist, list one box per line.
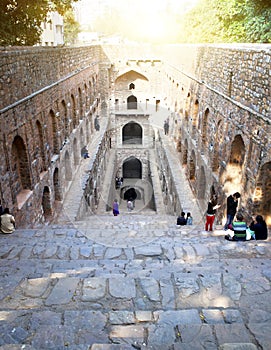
left=0, top=208, right=15, bottom=234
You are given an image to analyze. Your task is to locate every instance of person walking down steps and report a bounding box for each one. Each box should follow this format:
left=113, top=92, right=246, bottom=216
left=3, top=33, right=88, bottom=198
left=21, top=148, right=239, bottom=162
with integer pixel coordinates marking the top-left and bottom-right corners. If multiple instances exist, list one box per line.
left=127, top=200, right=133, bottom=212
left=112, top=199, right=119, bottom=216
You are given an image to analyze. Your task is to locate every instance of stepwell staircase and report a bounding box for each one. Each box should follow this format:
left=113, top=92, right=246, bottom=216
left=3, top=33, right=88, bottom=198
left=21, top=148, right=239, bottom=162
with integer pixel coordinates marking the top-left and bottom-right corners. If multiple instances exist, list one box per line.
left=0, top=213, right=270, bottom=349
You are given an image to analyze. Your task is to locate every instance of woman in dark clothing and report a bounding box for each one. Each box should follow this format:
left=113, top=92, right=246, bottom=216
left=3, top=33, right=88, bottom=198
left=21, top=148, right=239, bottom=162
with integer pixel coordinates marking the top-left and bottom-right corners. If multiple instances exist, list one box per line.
left=205, top=195, right=220, bottom=231
left=249, top=215, right=268, bottom=240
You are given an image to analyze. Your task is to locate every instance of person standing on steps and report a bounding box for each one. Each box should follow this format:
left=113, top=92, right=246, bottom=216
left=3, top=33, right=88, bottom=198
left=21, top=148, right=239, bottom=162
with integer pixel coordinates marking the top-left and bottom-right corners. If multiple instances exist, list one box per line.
left=224, top=192, right=241, bottom=230
left=205, top=195, right=220, bottom=231
left=112, top=199, right=119, bottom=216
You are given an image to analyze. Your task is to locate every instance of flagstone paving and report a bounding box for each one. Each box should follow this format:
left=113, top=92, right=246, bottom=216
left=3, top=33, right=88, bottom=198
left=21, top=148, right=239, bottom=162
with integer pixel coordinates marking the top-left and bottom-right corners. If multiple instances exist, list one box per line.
left=0, top=214, right=270, bottom=349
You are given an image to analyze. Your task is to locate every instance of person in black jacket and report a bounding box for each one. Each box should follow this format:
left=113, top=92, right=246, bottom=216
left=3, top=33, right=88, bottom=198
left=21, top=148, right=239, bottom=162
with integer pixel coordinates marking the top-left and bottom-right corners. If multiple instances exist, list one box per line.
left=224, top=192, right=241, bottom=230
left=249, top=215, right=268, bottom=240
left=177, top=212, right=187, bottom=225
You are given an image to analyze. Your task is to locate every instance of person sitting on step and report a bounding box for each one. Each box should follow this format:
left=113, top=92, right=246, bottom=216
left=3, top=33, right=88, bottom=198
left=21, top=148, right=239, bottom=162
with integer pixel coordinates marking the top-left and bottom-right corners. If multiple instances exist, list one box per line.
left=225, top=212, right=247, bottom=241
left=177, top=212, right=187, bottom=226
left=186, top=212, right=193, bottom=225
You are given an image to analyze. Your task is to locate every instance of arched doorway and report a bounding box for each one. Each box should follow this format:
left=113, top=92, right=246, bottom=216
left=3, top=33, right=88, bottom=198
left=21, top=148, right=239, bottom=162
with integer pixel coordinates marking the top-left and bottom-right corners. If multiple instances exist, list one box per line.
left=42, top=186, right=52, bottom=218
left=222, top=134, right=245, bottom=194
left=53, top=168, right=62, bottom=201
left=11, top=135, right=31, bottom=193
left=124, top=188, right=137, bottom=201
left=127, top=95, right=137, bottom=109
left=254, top=161, right=271, bottom=225
left=123, top=157, right=142, bottom=178
left=122, top=122, right=142, bottom=144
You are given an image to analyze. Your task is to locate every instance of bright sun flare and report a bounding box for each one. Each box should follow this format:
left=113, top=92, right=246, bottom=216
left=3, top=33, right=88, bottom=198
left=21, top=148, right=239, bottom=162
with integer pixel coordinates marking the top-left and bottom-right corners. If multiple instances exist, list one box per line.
left=77, top=0, right=200, bottom=43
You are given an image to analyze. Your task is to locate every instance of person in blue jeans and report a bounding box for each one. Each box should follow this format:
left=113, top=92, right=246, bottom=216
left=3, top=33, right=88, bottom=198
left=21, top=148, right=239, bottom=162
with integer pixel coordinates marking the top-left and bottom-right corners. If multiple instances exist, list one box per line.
left=224, top=192, right=241, bottom=230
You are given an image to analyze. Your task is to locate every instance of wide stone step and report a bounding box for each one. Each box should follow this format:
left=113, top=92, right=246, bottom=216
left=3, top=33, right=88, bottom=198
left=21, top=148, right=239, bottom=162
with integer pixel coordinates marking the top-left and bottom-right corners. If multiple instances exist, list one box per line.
left=0, top=307, right=262, bottom=349
left=1, top=223, right=271, bottom=349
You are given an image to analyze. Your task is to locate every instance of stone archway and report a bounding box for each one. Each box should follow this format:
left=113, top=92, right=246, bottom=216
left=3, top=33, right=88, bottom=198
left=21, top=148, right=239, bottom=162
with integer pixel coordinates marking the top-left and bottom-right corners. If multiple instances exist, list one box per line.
left=127, top=95, right=137, bottom=109
left=64, top=151, right=72, bottom=181
left=202, top=108, right=209, bottom=151
left=53, top=168, right=62, bottom=201
left=198, top=166, right=206, bottom=199
left=122, top=122, right=142, bottom=144
left=73, top=138, right=79, bottom=166
left=254, top=161, right=271, bottom=225
left=189, top=150, right=196, bottom=180
left=123, top=157, right=142, bottom=178
left=42, top=186, right=53, bottom=218
left=123, top=187, right=138, bottom=201
left=11, top=135, right=31, bottom=193
left=221, top=134, right=245, bottom=195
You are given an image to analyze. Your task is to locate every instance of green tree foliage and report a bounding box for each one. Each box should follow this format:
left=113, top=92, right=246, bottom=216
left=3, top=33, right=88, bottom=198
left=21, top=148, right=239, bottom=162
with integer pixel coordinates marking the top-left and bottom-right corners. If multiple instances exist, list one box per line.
left=0, top=0, right=78, bottom=46
left=178, top=0, right=271, bottom=43
left=63, top=9, right=80, bottom=45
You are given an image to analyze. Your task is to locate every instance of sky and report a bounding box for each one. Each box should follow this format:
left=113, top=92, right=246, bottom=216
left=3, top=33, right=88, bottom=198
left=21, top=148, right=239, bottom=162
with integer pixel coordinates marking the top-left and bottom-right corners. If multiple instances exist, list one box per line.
left=74, top=0, right=200, bottom=43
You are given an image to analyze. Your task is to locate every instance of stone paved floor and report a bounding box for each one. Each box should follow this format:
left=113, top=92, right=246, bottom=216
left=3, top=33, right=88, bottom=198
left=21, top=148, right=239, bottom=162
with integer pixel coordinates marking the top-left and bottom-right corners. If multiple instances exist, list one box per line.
left=0, top=215, right=271, bottom=349
left=1, top=129, right=270, bottom=349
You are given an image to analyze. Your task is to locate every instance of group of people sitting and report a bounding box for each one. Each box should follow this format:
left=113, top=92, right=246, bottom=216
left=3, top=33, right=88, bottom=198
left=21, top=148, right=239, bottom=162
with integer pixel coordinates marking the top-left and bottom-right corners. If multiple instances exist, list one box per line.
left=225, top=213, right=268, bottom=241
left=0, top=206, right=16, bottom=234
left=176, top=191, right=269, bottom=242
left=176, top=212, right=193, bottom=226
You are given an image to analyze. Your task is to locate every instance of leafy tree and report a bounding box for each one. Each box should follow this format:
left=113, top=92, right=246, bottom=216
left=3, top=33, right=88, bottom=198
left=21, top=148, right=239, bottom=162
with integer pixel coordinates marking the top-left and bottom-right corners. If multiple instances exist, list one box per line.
left=63, top=9, right=80, bottom=45
left=0, top=0, right=78, bottom=46
left=178, top=0, right=271, bottom=43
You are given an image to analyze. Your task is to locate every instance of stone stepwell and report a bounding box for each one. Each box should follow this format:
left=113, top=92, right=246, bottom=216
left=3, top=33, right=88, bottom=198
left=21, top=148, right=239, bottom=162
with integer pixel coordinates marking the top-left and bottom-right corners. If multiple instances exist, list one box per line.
left=0, top=214, right=271, bottom=349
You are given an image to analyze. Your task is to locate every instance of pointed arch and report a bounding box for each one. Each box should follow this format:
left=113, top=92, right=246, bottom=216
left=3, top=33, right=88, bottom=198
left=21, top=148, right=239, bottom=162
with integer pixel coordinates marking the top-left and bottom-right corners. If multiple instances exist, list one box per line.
left=61, top=99, right=69, bottom=139
left=198, top=166, right=206, bottom=199
left=127, top=95, right=137, bottom=109
left=64, top=151, right=72, bottom=181
left=122, top=121, right=142, bottom=144
left=53, top=168, right=62, bottom=201
left=42, top=186, right=53, bottom=218
left=221, top=135, right=245, bottom=195
left=36, top=120, right=46, bottom=171
left=49, top=109, right=59, bottom=154
left=71, top=94, right=77, bottom=129
left=189, top=150, right=196, bottom=180
left=202, top=108, right=209, bottom=150
left=253, top=162, right=271, bottom=225
left=115, top=70, right=149, bottom=83
left=11, top=136, right=31, bottom=192
left=192, top=99, right=199, bottom=138
left=123, top=157, right=142, bottom=179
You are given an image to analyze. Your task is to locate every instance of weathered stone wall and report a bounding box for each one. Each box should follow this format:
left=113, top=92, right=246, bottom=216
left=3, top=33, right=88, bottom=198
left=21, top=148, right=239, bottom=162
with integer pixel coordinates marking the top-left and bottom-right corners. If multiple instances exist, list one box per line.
left=161, top=44, right=271, bottom=118
left=1, top=43, right=270, bottom=227
left=0, top=46, right=106, bottom=227
left=0, top=46, right=102, bottom=109
left=161, top=44, right=271, bottom=223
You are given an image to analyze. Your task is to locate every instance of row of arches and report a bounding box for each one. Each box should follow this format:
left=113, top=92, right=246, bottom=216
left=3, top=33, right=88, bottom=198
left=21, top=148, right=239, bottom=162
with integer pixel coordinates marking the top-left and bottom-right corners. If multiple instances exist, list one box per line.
left=5, top=74, right=99, bottom=216
left=178, top=113, right=271, bottom=222
left=164, top=67, right=270, bottom=223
